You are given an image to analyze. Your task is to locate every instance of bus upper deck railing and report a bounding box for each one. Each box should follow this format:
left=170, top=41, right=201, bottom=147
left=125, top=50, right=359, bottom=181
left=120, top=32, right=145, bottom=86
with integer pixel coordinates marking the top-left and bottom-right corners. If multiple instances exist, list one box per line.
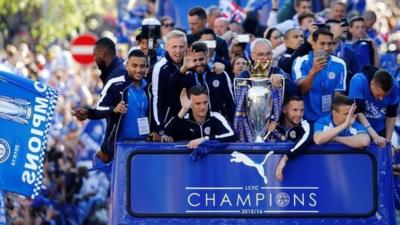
left=110, top=142, right=395, bottom=225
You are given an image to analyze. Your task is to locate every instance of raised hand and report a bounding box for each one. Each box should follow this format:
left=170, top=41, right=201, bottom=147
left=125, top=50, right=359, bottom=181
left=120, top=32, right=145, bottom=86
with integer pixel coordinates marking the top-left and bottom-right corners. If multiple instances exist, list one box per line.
left=180, top=48, right=196, bottom=74
left=344, top=103, right=357, bottom=127
left=266, top=121, right=278, bottom=132
left=180, top=88, right=191, bottom=111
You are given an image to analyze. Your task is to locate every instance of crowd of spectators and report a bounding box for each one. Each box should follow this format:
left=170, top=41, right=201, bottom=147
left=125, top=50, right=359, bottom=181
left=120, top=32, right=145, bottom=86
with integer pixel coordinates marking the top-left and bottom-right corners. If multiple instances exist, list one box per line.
left=1, top=42, right=109, bottom=224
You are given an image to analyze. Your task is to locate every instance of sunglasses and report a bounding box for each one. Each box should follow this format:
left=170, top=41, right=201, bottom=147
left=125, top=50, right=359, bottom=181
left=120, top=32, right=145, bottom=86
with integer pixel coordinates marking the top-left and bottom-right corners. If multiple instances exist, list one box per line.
left=162, top=23, right=174, bottom=27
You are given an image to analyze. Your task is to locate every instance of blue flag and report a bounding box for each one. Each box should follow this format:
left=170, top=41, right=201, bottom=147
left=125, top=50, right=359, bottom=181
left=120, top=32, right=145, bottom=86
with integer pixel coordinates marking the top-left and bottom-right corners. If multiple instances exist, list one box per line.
left=77, top=119, right=106, bottom=161
left=0, top=191, right=5, bottom=225
left=0, top=71, right=57, bottom=198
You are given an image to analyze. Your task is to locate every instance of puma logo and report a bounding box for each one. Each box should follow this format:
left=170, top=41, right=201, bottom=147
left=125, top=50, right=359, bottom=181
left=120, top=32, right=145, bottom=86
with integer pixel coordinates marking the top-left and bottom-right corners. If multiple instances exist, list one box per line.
left=230, top=151, right=274, bottom=185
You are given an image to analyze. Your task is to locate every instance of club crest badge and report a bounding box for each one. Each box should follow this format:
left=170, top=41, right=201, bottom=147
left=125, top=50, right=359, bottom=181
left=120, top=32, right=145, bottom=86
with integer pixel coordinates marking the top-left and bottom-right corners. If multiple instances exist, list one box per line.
left=0, top=139, right=10, bottom=164
left=212, top=80, right=220, bottom=88
left=328, top=72, right=336, bottom=80
left=204, top=127, right=211, bottom=135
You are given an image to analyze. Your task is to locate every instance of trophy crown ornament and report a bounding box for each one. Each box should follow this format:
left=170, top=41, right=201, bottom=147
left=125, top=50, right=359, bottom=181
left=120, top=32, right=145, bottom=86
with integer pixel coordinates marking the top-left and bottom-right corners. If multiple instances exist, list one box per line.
left=249, top=60, right=272, bottom=78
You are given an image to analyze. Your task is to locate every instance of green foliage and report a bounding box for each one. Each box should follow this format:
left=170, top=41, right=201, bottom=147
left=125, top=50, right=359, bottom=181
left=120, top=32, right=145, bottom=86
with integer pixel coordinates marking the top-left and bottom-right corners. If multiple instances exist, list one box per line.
left=0, top=0, right=114, bottom=50
left=0, top=0, right=42, bottom=15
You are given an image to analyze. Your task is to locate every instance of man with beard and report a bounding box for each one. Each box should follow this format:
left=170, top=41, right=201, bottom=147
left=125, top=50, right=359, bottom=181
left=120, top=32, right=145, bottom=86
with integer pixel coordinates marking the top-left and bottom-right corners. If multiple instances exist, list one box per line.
left=170, top=41, right=235, bottom=123
left=93, top=37, right=126, bottom=85
left=292, top=28, right=347, bottom=123
left=270, top=96, right=312, bottom=181
left=74, top=37, right=128, bottom=162
left=114, top=50, right=150, bottom=142
left=91, top=49, right=149, bottom=162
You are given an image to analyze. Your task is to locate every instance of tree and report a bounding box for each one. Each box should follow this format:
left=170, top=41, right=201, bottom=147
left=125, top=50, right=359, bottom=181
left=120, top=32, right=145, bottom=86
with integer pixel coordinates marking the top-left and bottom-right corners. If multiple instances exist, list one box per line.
left=0, top=0, right=115, bottom=51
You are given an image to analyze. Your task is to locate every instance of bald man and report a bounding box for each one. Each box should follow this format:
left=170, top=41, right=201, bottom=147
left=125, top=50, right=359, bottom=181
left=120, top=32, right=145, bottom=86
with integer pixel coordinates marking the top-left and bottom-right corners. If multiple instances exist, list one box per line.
left=214, top=17, right=229, bottom=36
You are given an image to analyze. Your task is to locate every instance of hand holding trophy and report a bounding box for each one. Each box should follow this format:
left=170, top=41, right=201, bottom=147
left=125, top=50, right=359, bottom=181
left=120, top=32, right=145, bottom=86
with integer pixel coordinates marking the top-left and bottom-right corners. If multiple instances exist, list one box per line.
left=233, top=60, right=285, bottom=143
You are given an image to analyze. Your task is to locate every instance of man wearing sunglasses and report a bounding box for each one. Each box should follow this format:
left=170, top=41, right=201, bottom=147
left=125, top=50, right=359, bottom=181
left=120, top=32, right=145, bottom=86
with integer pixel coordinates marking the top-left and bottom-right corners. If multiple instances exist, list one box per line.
left=160, top=16, right=175, bottom=38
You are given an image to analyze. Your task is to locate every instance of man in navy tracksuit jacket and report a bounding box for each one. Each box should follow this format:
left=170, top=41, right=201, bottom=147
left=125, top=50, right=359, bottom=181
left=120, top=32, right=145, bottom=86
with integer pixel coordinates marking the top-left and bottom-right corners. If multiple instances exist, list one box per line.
left=150, top=30, right=188, bottom=140
left=150, top=51, right=182, bottom=131
left=170, top=41, right=235, bottom=123
left=74, top=38, right=141, bottom=162
left=74, top=37, right=127, bottom=120
left=94, top=37, right=127, bottom=85
left=165, top=86, right=236, bottom=148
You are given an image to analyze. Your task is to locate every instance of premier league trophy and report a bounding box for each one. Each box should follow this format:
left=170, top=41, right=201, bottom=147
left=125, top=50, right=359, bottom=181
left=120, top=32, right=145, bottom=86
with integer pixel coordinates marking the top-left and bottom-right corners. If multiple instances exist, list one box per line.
left=0, top=95, right=32, bottom=124
left=234, top=61, right=284, bottom=143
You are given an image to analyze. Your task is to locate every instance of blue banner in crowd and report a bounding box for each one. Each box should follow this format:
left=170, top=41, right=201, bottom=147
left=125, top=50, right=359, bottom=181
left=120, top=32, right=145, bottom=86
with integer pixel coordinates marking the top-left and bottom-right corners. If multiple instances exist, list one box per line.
left=111, top=143, right=395, bottom=225
left=77, top=119, right=106, bottom=161
left=0, top=71, right=57, bottom=198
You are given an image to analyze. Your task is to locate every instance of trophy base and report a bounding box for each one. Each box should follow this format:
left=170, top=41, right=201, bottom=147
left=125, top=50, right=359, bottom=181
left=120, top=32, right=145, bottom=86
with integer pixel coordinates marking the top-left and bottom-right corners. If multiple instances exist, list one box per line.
left=255, top=136, right=264, bottom=143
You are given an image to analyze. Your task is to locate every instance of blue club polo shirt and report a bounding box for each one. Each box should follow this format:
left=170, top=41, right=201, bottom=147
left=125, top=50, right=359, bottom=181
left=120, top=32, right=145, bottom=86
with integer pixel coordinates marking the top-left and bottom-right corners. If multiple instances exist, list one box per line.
left=314, top=114, right=367, bottom=136
left=292, top=51, right=347, bottom=122
left=118, top=80, right=149, bottom=141
left=348, top=73, right=400, bottom=133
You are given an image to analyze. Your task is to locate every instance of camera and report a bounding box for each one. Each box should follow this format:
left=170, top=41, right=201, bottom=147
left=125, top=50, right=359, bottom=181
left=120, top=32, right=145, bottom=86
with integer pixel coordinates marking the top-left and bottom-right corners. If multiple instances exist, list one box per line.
left=315, top=49, right=327, bottom=59
left=141, top=18, right=161, bottom=50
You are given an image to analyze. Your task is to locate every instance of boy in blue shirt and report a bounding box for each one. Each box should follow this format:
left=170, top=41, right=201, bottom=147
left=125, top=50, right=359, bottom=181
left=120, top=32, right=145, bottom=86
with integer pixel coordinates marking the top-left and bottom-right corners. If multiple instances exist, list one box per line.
left=314, top=95, right=370, bottom=148
left=349, top=66, right=399, bottom=148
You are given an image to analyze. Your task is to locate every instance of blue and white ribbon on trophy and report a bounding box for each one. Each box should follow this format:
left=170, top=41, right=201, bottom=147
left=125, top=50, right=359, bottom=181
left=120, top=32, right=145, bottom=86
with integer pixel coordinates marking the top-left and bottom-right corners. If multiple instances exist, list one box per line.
left=233, top=80, right=284, bottom=143
left=233, top=84, right=255, bottom=142
left=0, top=71, right=57, bottom=198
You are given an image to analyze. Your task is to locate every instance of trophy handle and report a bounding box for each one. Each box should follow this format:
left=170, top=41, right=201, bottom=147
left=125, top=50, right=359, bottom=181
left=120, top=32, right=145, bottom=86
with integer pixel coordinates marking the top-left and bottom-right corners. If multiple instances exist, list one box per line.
left=233, top=77, right=271, bottom=95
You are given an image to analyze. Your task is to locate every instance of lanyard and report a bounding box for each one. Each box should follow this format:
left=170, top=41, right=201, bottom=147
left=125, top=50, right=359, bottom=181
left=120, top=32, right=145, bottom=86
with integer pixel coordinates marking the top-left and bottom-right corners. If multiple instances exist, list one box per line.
left=194, top=71, right=207, bottom=87
left=317, top=56, right=331, bottom=95
left=128, top=87, right=146, bottom=115
left=208, top=52, right=216, bottom=68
